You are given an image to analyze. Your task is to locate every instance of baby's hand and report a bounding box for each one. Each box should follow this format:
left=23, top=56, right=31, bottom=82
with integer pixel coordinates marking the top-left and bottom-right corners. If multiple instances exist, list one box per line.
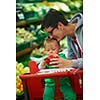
left=41, top=60, right=46, bottom=69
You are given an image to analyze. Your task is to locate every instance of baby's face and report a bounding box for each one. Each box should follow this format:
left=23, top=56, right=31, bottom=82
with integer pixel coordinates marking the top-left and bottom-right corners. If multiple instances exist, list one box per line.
left=45, top=42, right=60, bottom=55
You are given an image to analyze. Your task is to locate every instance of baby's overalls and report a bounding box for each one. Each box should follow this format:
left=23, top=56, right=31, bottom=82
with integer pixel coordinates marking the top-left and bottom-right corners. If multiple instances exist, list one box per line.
left=43, top=53, right=76, bottom=100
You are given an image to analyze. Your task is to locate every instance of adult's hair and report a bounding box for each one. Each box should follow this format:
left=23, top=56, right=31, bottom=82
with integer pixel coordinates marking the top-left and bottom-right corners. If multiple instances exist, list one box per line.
left=41, top=9, right=68, bottom=30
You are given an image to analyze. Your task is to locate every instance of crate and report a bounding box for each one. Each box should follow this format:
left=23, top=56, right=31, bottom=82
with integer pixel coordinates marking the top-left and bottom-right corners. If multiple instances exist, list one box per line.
left=20, top=61, right=83, bottom=100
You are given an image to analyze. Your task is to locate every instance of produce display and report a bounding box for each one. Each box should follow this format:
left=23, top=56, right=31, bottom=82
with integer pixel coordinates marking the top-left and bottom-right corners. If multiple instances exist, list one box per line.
left=23, top=1, right=70, bottom=12
left=16, top=27, right=36, bottom=45
left=17, top=54, right=31, bottom=66
left=16, top=61, right=30, bottom=95
left=16, top=25, right=48, bottom=53
left=16, top=0, right=83, bottom=22
left=30, top=47, right=45, bottom=58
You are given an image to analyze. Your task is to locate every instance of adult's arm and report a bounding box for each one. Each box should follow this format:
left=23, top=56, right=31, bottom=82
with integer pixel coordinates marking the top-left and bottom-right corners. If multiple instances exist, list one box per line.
left=67, top=37, right=83, bottom=68
left=72, top=58, right=83, bottom=68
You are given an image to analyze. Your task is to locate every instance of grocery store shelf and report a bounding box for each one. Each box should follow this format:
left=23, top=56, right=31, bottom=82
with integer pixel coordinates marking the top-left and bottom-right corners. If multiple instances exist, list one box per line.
left=16, top=20, right=27, bottom=27
left=16, top=17, right=42, bottom=27
left=26, top=17, right=43, bottom=24
left=16, top=48, right=33, bottom=58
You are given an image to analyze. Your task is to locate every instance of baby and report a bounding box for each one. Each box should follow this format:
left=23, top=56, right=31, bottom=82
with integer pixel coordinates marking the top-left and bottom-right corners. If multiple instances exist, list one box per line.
left=38, top=37, right=76, bottom=100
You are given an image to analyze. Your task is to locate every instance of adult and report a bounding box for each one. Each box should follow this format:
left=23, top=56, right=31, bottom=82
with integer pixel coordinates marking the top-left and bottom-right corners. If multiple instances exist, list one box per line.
left=41, top=9, right=83, bottom=69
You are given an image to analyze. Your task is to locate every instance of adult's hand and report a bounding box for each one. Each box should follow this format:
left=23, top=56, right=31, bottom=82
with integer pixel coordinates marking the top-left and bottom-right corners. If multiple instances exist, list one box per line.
left=49, top=57, right=73, bottom=68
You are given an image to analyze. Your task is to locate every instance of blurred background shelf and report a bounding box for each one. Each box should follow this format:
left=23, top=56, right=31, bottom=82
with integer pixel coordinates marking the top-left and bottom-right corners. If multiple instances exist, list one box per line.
left=16, top=47, right=33, bottom=58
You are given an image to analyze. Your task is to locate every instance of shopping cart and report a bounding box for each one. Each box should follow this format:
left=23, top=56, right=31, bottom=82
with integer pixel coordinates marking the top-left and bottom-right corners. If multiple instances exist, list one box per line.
left=20, top=61, right=83, bottom=100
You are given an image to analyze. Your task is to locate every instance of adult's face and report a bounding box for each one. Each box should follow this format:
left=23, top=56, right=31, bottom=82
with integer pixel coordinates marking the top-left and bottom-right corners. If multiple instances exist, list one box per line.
left=44, top=22, right=66, bottom=41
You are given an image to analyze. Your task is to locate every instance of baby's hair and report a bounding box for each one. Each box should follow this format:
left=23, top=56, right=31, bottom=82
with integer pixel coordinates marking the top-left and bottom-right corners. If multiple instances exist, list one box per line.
left=44, top=37, right=60, bottom=48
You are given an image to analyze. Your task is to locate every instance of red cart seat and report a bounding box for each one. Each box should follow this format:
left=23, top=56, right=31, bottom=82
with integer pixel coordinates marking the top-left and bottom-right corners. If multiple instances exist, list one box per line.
left=20, top=61, right=83, bottom=100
